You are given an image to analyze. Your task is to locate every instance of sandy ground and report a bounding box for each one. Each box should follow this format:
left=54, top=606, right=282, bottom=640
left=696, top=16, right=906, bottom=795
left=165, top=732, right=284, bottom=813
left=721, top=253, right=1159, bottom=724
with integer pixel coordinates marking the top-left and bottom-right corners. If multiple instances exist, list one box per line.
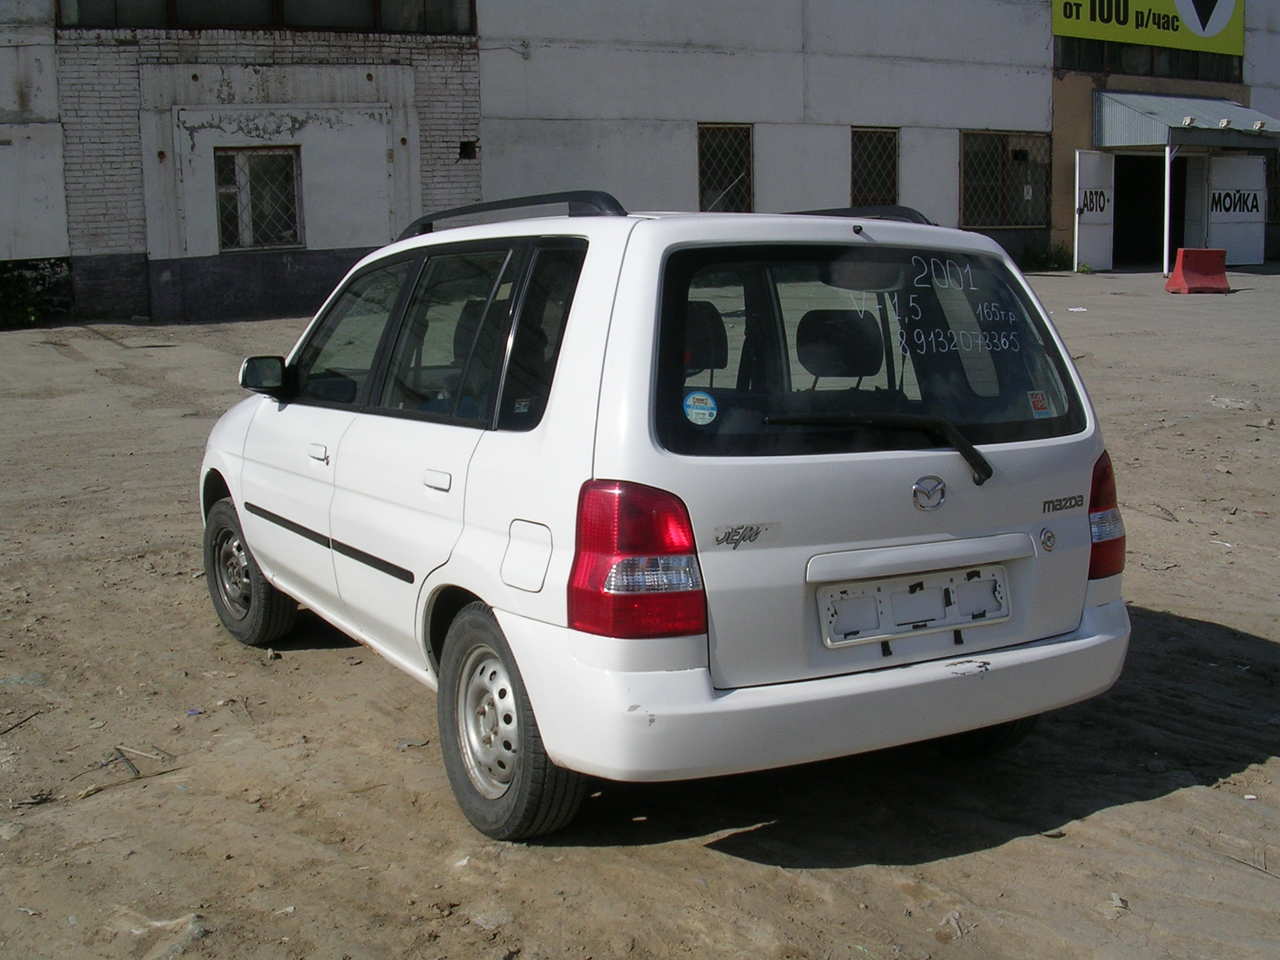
left=1, top=268, right=1277, bottom=960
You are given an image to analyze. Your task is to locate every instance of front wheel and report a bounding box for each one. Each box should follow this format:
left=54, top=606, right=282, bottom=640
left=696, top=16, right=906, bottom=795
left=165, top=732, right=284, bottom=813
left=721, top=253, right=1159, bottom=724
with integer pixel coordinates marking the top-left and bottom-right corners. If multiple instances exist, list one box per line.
left=203, top=498, right=296, bottom=647
left=438, top=602, right=585, bottom=840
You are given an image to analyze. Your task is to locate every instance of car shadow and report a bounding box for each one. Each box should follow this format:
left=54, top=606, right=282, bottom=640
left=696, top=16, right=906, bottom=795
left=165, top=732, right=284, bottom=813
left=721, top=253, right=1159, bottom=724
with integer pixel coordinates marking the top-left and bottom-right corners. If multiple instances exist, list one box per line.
left=270, top=609, right=361, bottom=651
left=546, top=606, right=1278, bottom=867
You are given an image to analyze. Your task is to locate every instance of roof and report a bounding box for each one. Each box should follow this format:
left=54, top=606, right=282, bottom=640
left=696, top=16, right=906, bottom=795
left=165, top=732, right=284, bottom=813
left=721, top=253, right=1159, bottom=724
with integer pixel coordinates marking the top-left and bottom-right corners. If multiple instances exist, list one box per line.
left=1095, top=91, right=1280, bottom=149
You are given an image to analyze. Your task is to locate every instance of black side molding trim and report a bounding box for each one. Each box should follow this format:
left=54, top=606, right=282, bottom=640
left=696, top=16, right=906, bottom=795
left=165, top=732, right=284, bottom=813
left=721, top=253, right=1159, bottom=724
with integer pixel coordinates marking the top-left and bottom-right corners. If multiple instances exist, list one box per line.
left=332, top=539, right=415, bottom=584
left=244, top=502, right=415, bottom=585
left=245, top=501, right=329, bottom=549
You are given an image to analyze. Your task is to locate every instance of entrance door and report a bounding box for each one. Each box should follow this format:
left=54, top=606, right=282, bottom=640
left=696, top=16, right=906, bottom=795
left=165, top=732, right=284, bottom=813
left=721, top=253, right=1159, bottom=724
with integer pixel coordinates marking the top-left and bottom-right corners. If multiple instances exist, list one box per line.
left=1208, top=155, right=1266, bottom=265
left=1074, top=150, right=1114, bottom=272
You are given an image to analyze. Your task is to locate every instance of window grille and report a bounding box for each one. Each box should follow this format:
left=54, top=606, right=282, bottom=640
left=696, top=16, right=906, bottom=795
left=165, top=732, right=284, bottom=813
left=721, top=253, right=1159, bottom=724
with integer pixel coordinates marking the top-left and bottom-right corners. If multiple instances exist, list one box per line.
left=960, top=132, right=1051, bottom=229
left=698, top=124, right=753, bottom=213
left=850, top=128, right=898, bottom=207
left=215, top=147, right=304, bottom=251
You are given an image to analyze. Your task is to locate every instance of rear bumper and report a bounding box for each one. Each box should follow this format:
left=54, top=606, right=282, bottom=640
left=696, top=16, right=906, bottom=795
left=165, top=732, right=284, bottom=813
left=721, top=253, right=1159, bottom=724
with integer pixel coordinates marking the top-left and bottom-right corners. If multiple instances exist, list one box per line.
left=498, top=597, right=1129, bottom=782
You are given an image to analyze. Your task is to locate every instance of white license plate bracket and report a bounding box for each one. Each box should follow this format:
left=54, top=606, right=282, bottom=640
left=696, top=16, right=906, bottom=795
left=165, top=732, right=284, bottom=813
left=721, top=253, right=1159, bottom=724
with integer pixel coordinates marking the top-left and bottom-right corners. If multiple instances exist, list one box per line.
left=818, top=564, right=1011, bottom=650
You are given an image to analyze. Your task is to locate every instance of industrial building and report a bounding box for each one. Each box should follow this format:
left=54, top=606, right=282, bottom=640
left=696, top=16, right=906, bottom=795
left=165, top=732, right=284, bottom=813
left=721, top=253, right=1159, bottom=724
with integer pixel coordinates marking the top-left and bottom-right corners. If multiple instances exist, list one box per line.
left=3, top=1, right=1279, bottom=321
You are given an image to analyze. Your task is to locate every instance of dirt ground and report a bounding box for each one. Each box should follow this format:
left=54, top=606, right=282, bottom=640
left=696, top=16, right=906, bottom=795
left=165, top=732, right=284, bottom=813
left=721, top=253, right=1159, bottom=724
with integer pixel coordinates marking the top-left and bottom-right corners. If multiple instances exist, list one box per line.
left=1, top=267, right=1277, bottom=960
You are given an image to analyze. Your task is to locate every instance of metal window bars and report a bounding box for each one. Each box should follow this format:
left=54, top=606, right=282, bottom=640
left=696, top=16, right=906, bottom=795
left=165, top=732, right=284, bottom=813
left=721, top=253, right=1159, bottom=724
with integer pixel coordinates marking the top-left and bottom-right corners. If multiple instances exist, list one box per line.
left=216, top=148, right=303, bottom=250
left=850, top=128, right=899, bottom=207
left=961, top=132, right=1051, bottom=229
left=698, top=124, right=753, bottom=213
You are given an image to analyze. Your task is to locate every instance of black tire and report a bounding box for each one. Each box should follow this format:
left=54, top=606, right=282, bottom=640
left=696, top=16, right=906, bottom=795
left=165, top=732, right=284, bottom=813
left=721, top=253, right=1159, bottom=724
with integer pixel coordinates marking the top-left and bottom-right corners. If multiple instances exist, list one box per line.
left=203, top=498, right=297, bottom=647
left=438, top=601, right=585, bottom=840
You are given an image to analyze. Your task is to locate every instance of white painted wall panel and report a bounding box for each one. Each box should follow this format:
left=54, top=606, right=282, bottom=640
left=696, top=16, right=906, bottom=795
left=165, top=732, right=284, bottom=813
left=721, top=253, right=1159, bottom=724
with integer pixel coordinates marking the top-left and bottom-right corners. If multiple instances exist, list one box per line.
left=480, top=45, right=802, bottom=122
left=754, top=123, right=849, bottom=212
left=898, top=127, right=959, bottom=228
left=805, top=0, right=1050, bottom=67
left=0, top=42, right=59, bottom=121
left=477, top=0, right=801, bottom=49
left=0, top=122, right=68, bottom=258
left=805, top=55, right=1050, bottom=131
left=479, top=118, right=697, bottom=212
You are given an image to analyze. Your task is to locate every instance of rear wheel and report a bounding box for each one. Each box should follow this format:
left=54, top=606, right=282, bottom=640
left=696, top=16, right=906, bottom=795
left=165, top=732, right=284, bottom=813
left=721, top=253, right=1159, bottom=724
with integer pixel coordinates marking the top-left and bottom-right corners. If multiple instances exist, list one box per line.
left=438, top=602, right=585, bottom=839
left=941, top=715, right=1039, bottom=755
left=203, top=498, right=296, bottom=647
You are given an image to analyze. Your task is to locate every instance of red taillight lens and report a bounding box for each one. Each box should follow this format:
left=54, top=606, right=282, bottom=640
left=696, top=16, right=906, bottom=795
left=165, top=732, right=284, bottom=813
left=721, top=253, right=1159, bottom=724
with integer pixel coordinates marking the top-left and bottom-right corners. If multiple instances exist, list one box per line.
left=568, top=480, right=707, bottom=638
left=1088, top=450, right=1126, bottom=579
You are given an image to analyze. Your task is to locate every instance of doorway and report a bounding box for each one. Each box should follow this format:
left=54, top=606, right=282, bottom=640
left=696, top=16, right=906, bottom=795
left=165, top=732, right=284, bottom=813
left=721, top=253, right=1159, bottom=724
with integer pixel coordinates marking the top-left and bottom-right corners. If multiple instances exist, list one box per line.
left=1113, top=155, right=1164, bottom=266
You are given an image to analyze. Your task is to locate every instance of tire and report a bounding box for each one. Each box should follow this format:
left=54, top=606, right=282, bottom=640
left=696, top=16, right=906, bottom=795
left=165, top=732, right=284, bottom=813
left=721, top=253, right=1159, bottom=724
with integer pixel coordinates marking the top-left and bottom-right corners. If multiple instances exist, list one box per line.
left=438, top=601, right=586, bottom=840
left=203, top=498, right=297, bottom=648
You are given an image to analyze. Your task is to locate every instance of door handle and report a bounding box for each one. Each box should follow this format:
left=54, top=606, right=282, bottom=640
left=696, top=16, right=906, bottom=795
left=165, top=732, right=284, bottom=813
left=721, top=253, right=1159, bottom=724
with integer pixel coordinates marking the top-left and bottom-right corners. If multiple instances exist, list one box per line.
left=307, top=442, right=329, bottom=464
left=423, top=469, right=452, bottom=492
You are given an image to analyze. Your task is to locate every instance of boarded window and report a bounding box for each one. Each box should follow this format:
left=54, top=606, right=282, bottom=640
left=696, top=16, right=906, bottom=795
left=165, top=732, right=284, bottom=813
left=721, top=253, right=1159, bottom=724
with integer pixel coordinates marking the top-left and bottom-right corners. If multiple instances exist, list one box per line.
left=698, top=124, right=753, bottom=213
left=961, top=132, right=1051, bottom=229
left=215, top=147, right=303, bottom=250
left=850, top=128, right=898, bottom=207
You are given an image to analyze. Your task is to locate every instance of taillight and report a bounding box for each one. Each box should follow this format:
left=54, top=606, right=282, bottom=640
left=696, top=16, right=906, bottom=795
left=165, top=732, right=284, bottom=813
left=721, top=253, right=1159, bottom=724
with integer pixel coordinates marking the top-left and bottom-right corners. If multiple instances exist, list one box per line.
left=1088, top=451, right=1126, bottom=579
left=568, top=480, right=707, bottom=638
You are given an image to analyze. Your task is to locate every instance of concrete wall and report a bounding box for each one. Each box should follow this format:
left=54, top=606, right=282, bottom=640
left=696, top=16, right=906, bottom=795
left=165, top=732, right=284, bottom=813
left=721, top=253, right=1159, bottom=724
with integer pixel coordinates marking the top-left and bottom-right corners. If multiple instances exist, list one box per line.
left=1245, top=3, right=1280, bottom=118
left=476, top=0, right=1052, bottom=224
left=1, top=0, right=69, bottom=262
left=53, top=28, right=479, bottom=320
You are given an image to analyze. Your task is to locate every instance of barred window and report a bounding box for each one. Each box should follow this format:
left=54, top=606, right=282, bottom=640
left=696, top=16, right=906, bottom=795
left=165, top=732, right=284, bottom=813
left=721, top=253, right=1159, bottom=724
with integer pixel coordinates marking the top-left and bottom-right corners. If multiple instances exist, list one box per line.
left=215, top=147, right=304, bottom=251
left=698, top=124, right=753, bottom=213
left=961, top=132, right=1051, bottom=229
left=850, top=127, right=898, bottom=207
left=1268, top=151, right=1280, bottom=225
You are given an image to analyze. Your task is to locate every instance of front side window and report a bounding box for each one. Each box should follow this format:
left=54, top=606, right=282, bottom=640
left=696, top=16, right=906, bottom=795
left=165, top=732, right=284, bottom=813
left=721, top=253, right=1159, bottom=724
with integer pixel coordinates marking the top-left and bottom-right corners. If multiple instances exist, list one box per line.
left=293, top=258, right=414, bottom=405
left=961, top=132, right=1050, bottom=229
left=379, top=249, right=516, bottom=423
left=216, top=147, right=303, bottom=250
left=655, top=245, right=1084, bottom=457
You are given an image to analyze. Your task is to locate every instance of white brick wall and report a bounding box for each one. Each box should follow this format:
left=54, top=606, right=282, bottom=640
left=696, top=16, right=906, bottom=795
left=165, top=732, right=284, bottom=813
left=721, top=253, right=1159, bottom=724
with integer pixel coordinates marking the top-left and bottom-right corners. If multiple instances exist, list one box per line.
left=56, top=29, right=480, bottom=257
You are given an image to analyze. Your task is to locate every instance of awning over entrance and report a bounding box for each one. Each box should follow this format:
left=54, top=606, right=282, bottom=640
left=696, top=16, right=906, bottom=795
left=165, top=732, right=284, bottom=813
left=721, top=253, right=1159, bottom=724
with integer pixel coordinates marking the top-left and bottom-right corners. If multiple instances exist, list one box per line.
left=1095, top=91, right=1280, bottom=150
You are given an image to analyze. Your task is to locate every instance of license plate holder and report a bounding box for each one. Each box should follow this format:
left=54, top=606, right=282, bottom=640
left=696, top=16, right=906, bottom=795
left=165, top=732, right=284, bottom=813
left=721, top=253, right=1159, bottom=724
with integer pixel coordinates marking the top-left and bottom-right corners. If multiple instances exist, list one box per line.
left=818, top=564, right=1011, bottom=650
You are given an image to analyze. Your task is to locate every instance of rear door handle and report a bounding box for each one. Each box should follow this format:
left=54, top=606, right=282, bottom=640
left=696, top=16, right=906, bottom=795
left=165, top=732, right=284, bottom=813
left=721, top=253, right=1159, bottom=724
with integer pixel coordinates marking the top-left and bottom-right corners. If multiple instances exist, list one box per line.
left=423, top=469, right=452, bottom=492
left=307, top=442, right=329, bottom=464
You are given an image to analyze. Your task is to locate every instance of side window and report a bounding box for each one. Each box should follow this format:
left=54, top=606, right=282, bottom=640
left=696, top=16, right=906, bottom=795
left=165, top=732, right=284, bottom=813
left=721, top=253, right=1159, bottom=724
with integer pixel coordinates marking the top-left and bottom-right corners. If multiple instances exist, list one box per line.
left=294, top=258, right=413, bottom=405
left=498, top=244, right=587, bottom=430
left=379, top=248, right=514, bottom=422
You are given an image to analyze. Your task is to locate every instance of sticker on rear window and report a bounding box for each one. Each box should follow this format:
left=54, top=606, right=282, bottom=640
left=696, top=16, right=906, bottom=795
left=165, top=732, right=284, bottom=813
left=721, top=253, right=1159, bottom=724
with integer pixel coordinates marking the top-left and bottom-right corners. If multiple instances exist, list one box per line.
left=683, top=390, right=717, bottom=425
left=1028, top=390, right=1054, bottom=419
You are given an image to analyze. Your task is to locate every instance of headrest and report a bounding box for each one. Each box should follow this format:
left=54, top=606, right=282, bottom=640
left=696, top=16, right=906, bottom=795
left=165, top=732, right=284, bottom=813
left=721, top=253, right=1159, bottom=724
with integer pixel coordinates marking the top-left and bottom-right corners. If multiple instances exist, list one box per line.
left=796, top=309, right=883, bottom=378
left=454, top=299, right=509, bottom=363
left=684, top=300, right=728, bottom=371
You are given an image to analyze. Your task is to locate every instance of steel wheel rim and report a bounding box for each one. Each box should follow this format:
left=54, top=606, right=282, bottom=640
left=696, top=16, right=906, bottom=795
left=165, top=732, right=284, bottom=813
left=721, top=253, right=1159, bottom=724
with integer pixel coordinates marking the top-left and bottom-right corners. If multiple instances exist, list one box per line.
left=456, top=643, right=520, bottom=800
left=213, top=527, right=252, bottom=620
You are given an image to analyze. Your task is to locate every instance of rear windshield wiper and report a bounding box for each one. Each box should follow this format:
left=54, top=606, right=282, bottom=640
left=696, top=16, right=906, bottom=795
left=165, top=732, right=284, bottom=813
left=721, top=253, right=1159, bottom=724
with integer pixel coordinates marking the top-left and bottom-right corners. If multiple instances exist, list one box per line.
left=761, top=412, right=994, bottom=486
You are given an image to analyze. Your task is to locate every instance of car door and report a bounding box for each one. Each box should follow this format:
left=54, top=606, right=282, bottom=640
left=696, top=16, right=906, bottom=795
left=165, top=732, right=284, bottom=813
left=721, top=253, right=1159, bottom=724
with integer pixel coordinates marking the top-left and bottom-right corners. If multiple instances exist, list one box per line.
left=329, top=242, right=524, bottom=669
left=240, top=255, right=416, bottom=614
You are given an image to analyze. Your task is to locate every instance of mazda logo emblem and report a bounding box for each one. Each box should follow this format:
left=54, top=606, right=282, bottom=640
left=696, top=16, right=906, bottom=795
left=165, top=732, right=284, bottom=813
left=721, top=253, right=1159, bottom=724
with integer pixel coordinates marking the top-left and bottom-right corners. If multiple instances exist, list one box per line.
left=912, top=475, right=946, bottom=511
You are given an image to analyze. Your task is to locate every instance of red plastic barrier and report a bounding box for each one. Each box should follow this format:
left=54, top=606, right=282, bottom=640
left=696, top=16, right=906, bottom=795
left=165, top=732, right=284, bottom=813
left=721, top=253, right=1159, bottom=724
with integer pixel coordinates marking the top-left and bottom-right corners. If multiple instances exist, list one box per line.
left=1165, top=248, right=1229, bottom=294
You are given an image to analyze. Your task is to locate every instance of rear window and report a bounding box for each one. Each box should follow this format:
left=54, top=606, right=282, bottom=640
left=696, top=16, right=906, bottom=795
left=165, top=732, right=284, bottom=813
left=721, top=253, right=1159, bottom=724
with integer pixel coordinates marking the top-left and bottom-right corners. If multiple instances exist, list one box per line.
left=655, top=244, right=1084, bottom=456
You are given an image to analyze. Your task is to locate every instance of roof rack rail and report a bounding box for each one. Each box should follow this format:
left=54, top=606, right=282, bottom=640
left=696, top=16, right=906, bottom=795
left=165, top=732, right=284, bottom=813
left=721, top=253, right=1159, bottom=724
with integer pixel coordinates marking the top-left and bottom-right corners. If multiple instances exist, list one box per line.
left=398, top=190, right=628, bottom=240
left=792, top=204, right=934, bottom=225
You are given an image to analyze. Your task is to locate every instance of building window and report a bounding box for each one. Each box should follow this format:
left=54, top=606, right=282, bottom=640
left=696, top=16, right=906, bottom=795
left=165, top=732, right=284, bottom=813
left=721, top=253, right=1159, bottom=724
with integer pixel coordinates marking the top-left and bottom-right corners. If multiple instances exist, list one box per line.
left=960, top=132, right=1051, bottom=229
left=850, top=127, right=898, bottom=207
left=698, top=124, right=753, bottom=213
left=1053, top=37, right=1241, bottom=83
left=1268, top=152, right=1280, bottom=225
left=58, top=0, right=476, bottom=34
left=215, top=148, right=303, bottom=250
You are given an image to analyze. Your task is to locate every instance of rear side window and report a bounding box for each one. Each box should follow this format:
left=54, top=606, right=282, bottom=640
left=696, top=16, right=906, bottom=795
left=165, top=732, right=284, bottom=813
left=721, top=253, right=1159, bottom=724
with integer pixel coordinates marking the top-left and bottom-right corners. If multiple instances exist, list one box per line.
left=655, top=244, right=1084, bottom=456
left=379, top=248, right=516, bottom=423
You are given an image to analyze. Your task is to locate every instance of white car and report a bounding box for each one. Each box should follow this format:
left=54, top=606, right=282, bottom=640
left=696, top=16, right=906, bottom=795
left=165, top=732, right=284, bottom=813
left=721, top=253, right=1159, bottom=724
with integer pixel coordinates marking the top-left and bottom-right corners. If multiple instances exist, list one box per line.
left=200, top=191, right=1129, bottom=839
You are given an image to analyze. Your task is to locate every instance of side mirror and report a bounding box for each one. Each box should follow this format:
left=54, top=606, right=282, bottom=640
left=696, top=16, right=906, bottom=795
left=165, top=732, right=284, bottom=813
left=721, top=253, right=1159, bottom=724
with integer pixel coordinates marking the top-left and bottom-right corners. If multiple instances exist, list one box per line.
left=239, top=356, right=287, bottom=395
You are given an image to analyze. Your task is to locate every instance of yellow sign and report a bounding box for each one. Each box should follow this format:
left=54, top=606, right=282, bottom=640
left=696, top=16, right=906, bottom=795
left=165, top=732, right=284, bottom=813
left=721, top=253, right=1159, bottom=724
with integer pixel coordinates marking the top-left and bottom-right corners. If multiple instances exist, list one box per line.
left=1053, top=0, right=1244, bottom=56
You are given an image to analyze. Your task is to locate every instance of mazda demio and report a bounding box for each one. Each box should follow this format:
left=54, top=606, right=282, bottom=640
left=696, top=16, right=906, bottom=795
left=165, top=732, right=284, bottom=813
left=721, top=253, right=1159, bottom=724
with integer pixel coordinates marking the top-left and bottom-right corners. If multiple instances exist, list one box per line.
left=200, top=192, right=1129, bottom=839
